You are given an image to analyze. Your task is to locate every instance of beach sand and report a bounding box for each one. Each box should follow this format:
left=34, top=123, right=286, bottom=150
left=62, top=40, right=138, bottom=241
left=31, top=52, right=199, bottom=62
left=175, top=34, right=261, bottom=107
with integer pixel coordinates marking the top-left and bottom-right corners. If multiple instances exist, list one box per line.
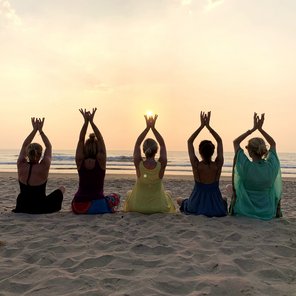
left=0, top=172, right=295, bottom=296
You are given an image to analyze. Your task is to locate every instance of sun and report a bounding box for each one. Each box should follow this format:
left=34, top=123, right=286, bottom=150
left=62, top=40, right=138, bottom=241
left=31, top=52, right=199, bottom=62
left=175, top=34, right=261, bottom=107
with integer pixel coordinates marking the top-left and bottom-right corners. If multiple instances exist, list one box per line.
left=146, top=110, right=154, bottom=118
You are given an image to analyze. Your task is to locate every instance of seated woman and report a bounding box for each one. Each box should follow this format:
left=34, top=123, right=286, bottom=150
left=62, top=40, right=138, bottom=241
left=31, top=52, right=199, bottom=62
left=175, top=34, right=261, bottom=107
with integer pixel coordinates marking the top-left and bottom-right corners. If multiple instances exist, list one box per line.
left=13, top=117, right=65, bottom=214
left=231, top=113, right=282, bottom=220
left=71, top=108, right=120, bottom=214
left=177, top=111, right=227, bottom=217
left=123, top=114, right=176, bottom=214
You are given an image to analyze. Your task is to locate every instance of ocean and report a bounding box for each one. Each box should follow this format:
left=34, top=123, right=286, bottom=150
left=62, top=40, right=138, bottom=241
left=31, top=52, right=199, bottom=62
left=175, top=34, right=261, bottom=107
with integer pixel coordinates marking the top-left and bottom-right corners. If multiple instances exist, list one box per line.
left=0, top=149, right=295, bottom=178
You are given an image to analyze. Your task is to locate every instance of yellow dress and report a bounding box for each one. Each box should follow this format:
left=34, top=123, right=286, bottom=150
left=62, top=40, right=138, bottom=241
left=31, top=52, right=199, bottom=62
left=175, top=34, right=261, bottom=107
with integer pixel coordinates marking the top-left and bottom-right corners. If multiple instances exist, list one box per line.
left=123, top=161, right=176, bottom=214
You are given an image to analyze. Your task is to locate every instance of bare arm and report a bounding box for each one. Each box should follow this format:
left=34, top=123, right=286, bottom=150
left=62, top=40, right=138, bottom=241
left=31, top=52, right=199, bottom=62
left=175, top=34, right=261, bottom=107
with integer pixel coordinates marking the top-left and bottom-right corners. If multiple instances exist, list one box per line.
left=205, top=112, right=223, bottom=166
left=233, top=112, right=258, bottom=153
left=133, top=119, right=150, bottom=168
left=38, top=118, right=52, bottom=166
left=17, top=118, right=39, bottom=165
left=152, top=127, right=167, bottom=179
left=76, top=109, right=89, bottom=167
left=258, top=114, right=276, bottom=151
left=89, top=108, right=107, bottom=169
left=152, top=127, right=166, bottom=162
left=188, top=112, right=206, bottom=167
left=149, top=115, right=167, bottom=179
left=148, top=116, right=165, bottom=162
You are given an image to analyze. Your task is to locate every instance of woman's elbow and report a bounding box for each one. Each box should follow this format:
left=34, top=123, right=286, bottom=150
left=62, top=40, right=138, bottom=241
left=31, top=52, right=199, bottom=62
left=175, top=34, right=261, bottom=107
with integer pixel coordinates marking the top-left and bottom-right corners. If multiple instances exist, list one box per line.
left=233, top=141, right=239, bottom=151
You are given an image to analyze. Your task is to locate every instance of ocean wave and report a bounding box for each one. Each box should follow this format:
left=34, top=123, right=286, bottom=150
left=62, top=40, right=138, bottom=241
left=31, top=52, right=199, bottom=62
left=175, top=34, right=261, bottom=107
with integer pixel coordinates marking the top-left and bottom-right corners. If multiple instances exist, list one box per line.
left=107, top=156, right=134, bottom=162
left=1, top=159, right=296, bottom=170
left=0, top=150, right=296, bottom=177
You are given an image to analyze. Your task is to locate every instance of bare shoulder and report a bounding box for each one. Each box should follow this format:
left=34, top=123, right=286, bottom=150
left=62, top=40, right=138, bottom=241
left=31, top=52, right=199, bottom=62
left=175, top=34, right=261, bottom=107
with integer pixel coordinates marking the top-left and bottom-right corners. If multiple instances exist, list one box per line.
left=214, top=157, right=224, bottom=168
left=196, top=161, right=221, bottom=183
left=17, top=162, right=29, bottom=179
left=40, top=157, right=51, bottom=169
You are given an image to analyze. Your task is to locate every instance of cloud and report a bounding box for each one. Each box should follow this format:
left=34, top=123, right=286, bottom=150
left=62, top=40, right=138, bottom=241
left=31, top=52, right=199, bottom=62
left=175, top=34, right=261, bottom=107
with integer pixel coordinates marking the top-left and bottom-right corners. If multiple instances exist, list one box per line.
left=205, top=0, right=224, bottom=11
left=0, top=0, right=22, bottom=27
left=181, top=0, right=192, bottom=5
left=178, top=0, right=224, bottom=12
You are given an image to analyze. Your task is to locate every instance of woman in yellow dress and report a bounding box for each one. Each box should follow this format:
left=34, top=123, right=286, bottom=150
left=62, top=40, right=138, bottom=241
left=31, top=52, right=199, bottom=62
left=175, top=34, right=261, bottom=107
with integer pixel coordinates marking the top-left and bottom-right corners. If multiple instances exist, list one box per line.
left=123, top=114, right=176, bottom=214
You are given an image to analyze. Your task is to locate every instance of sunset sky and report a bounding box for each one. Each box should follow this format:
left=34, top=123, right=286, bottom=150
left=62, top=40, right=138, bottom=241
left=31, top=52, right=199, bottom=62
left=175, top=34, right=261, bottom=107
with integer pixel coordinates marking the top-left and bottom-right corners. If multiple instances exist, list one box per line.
left=0, top=0, right=295, bottom=153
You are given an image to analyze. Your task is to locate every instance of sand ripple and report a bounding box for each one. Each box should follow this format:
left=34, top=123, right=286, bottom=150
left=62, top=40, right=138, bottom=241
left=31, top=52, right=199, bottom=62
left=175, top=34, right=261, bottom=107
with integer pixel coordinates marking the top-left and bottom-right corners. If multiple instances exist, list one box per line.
left=0, top=174, right=295, bottom=295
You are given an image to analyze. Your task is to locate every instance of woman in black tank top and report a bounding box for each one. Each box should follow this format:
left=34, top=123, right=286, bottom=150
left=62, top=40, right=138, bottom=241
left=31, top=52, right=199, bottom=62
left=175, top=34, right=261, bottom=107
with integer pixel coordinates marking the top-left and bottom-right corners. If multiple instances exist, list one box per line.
left=13, top=117, right=65, bottom=214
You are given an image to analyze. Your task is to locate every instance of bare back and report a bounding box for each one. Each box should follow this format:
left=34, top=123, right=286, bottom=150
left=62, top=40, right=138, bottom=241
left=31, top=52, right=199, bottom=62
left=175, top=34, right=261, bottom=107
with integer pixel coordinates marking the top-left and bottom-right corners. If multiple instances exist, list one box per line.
left=18, top=161, right=50, bottom=186
left=192, top=161, right=222, bottom=184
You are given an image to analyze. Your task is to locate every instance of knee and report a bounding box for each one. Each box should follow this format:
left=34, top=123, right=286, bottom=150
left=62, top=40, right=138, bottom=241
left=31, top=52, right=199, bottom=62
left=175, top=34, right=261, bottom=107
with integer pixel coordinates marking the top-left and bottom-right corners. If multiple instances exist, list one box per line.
left=176, top=197, right=183, bottom=206
left=59, top=186, right=66, bottom=195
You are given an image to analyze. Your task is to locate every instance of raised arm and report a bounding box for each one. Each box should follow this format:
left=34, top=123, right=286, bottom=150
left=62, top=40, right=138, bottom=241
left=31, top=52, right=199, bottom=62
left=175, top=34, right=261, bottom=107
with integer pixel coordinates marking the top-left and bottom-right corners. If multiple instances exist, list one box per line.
left=149, top=115, right=167, bottom=179
left=133, top=116, right=150, bottom=168
left=149, top=115, right=166, bottom=163
left=187, top=112, right=206, bottom=167
left=37, top=118, right=52, bottom=166
left=257, top=114, right=276, bottom=151
left=233, top=112, right=258, bottom=153
left=17, top=118, right=39, bottom=165
left=76, top=109, right=89, bottom=166
left=205, top=112, right=223, bottom=166
left=89, top=108, right=107, bottom=169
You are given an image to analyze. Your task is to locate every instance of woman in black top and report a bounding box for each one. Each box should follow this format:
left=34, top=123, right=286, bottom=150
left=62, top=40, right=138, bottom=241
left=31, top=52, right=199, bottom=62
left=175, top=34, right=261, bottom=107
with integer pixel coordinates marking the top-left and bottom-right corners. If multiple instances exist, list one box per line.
left=13, top=117, right=65, bottom=214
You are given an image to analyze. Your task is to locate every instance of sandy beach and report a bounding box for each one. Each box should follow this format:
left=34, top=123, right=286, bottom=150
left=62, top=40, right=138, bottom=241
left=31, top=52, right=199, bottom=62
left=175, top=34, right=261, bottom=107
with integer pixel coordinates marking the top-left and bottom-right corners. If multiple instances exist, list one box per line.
left=0, top=172, right=295, bottom=296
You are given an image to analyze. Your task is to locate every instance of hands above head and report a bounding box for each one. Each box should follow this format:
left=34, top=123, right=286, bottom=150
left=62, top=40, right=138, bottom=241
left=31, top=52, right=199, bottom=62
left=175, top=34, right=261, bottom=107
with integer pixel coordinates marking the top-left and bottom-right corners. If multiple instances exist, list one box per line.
left=79, top=108, right=97, bottom=123
left=145, top=114, right=158, bottom=129
left=31, top=117, right=44, bottom=132
left=31, top=117, right=38, bottom=131
left=37, top=117, right=45, bottom=133
left=252, top=112, right=259, bottom=131
left=257, top=113, right=264, bottom=130
left=79, top=108, right=89, bottom=123
left=200, top=111, right=211, bottom=128
left=88, top=108, right=97, bottom=123
left=252, top=112, right=265, bottom=131
left=205, top=111, right=211, bottom=128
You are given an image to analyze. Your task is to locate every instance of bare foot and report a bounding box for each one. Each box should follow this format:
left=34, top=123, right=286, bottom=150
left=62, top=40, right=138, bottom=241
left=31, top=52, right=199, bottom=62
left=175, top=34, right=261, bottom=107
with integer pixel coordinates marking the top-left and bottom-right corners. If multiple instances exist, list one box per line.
left=176, top=197, right=184, bottom=206
left=59, top=186, right=66, bottom=194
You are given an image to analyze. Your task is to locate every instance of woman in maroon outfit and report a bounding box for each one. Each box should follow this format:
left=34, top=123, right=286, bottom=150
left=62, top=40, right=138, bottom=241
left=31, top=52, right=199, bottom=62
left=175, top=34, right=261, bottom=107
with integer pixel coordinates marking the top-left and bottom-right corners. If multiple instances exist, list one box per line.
left=71, top=108, right=120, bottom=214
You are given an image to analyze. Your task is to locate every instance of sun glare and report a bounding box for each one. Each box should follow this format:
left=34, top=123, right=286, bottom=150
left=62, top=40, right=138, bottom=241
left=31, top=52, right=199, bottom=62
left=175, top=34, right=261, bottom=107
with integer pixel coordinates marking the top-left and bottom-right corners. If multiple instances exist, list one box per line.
left=146, top=110, right=154, bottom=117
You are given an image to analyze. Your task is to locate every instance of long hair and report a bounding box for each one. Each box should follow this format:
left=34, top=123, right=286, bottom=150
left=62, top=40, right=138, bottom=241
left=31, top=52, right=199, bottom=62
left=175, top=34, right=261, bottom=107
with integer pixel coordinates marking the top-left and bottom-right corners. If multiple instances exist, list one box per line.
left=84, top=133, right=99, bottom=159
left=27, top=143, right=43, bottom=163
left=199, top=140, right=215, bottom=164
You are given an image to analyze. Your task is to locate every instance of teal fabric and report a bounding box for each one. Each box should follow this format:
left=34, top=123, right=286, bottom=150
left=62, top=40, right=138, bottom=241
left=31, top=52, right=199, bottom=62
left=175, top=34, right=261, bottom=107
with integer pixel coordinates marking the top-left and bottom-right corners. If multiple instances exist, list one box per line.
left=233, top=148, right=282, bottom=220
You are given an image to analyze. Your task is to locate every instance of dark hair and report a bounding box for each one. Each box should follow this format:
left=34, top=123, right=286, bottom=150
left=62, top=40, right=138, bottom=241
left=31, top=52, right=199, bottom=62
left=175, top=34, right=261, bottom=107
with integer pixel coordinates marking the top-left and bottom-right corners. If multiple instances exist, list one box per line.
left=143, top=138, right=158, bottom=158
left=84, top=133, right=99, bottom=159
left=199, top=140, right=215, bottom=163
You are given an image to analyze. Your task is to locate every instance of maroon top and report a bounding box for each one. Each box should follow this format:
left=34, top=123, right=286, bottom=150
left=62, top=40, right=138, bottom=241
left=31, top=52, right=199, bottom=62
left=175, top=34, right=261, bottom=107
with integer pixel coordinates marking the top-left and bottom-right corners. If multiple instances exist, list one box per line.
left=73, top=160, right=105, bottom=202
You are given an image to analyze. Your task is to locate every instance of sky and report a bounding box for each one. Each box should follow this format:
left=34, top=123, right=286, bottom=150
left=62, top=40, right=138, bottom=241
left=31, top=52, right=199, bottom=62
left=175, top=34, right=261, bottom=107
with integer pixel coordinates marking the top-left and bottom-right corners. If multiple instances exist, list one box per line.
left=0, top=0, right=295, bottom=153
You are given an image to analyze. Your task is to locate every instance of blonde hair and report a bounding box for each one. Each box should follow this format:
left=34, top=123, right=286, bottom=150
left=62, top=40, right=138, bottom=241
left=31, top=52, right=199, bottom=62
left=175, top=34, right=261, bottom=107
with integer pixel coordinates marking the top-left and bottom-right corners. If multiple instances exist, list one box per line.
left=84, top=133, right=99, bottom=159
left=143, top=138, right=158, bottom=158
left=247, top=137, right=268, bottom=158
left=27, top=143, right=43, bottom=163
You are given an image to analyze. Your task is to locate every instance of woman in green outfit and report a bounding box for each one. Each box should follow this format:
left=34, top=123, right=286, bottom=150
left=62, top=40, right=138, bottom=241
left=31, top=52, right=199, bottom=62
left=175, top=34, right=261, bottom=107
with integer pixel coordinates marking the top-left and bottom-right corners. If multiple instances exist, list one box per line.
left=123, top=114, right=176, bottom=214
left=231, top=113, right=282, bottom=220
